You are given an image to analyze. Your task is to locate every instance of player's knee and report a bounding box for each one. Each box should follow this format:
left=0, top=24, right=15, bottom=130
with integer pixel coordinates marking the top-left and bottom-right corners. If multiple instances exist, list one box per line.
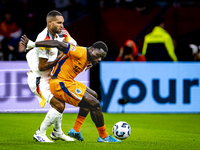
left=53, top=101, right=65, bottom=113
left=92, top=100, right=101, bottom=111
left=50, top=97, right=65, bottom=113
left=57, top=102, right=65, bottom=113
left=86, top=88, right=98, bottom=98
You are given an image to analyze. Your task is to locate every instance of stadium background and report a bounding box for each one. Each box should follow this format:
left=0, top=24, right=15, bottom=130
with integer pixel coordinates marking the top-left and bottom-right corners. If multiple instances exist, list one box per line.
left=0, top=0, right=200, bottom=113
left=1, top=1, right=200, bottom=149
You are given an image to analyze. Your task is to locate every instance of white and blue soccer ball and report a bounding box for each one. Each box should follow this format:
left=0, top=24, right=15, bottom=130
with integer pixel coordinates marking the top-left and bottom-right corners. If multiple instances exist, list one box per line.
left=112, top=121, right=131, bottom=140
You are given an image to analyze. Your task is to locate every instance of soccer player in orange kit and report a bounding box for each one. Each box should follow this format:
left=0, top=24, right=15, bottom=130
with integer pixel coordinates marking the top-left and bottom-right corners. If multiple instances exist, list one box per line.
left=21, top=35, right=121, bottom=142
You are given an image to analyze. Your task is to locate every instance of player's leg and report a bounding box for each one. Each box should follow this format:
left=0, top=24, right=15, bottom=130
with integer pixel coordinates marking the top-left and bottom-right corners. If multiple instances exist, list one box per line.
left=49, top=97, right=74, bottom=141
left=86, top=87, right=98, bottom=98
left=70, top=87, right=97, bottom=132
left=50, top=96, right=65, bottom=113
left=78, top=91, right=121, bottom=142
left=26, top=72, right=52, bottom=142
left=68, top=87, right=98, bottom=141
left=49, top=79, right=119, bottom=142
left=50, top=96, right=65, bottom=136
left=35, top=96, right=74, bottom=142
left=32, top=77, right=73, bottom=142
left=78, top=91, right=104, bottom=127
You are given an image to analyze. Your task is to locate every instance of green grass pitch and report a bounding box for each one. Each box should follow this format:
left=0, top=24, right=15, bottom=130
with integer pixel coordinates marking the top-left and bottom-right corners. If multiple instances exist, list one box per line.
left=0, top=113, right=199, bottom=150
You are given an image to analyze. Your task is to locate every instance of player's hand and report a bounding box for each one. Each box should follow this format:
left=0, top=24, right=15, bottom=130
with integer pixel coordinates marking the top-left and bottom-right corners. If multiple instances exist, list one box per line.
left=20, top=35, right=30, bottom=52
left=20, top=35, right=36, bottom=52
left=85, top=62, right=93, bottom=71
left=20, top=35, right=29, bottom=47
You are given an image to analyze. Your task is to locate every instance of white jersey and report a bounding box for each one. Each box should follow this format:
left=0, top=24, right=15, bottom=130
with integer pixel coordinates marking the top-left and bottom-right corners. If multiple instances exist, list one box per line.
left=26, top=27, right=77, bottom=108
left=26, top=27, right=62, bottom=79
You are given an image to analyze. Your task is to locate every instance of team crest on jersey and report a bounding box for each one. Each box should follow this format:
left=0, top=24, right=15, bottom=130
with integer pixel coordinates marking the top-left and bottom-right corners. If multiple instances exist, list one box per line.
left=70, top=46, right=76, bottom=51
left=75, top=88, right=82, bottom=94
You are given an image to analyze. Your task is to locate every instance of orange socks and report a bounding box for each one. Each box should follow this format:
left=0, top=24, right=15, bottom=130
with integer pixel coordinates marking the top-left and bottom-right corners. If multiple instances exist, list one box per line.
left=73, top=115, right=109, bottom=139
left=73, top=115, right=86, bottom=132
left=97, top=125, right=109, bottom=139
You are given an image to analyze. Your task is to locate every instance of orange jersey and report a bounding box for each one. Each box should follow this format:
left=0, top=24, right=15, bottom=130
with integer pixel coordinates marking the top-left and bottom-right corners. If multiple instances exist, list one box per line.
left=52, top=44, right=89, bottom=81
left=50, top=44, right=89, bottom=106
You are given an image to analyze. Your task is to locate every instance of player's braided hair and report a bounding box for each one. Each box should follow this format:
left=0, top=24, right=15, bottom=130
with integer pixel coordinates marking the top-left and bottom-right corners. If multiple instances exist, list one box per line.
left=47, top=10, right=62, bottom=18
left=92, top=41, right=108, bottom=52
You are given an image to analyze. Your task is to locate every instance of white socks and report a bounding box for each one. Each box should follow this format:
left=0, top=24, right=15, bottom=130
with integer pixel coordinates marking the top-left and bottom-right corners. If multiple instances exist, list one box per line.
left=38, top=107, right=63, bottom=135
left=53, top=113, right=63, bottom=135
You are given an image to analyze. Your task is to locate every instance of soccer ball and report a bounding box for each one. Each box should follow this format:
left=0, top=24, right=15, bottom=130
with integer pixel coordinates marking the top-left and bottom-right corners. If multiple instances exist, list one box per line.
left=112, top=121, right=131, bottom=140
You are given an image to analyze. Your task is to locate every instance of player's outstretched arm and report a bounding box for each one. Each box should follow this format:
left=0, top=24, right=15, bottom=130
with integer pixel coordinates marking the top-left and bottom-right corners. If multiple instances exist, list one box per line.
left=20, top=34, right=70, bottom=53
left=35, top=40, right=69, bottom=53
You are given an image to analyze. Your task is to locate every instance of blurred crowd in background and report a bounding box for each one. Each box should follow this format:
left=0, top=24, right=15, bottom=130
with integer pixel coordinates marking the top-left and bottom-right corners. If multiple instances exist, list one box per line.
left=0, top=0, right=200, bottom=61
left=0, top=0, right=89, bottom=60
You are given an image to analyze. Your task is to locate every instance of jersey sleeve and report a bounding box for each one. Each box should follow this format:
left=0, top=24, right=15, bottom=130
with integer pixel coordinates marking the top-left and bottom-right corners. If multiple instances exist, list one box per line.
left=62, top=28, right=77, bottom=46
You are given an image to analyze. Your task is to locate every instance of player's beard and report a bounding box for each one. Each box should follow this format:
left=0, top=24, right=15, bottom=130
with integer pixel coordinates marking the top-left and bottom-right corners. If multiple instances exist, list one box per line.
left=52, top=27, right=61, bottom=34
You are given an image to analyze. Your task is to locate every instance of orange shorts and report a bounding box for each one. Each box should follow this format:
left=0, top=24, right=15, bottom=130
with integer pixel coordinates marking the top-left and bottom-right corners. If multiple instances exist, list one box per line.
left=50, top=78, right=87, bottom=107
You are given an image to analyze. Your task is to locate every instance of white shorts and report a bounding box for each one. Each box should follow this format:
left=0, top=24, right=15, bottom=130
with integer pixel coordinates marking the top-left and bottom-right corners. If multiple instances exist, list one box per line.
left=27, top=71, right=53, bottom=108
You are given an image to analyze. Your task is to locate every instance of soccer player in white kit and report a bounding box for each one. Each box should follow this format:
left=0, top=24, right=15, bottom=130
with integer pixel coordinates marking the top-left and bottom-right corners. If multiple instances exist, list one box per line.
left=26, top=10, right=77, bottom=142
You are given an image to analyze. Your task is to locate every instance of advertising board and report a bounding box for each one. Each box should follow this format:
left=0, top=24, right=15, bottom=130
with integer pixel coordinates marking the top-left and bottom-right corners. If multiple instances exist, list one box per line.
left=0, top=61, right=89, bottom=113
left=100, top=62, right=200, bottom=113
